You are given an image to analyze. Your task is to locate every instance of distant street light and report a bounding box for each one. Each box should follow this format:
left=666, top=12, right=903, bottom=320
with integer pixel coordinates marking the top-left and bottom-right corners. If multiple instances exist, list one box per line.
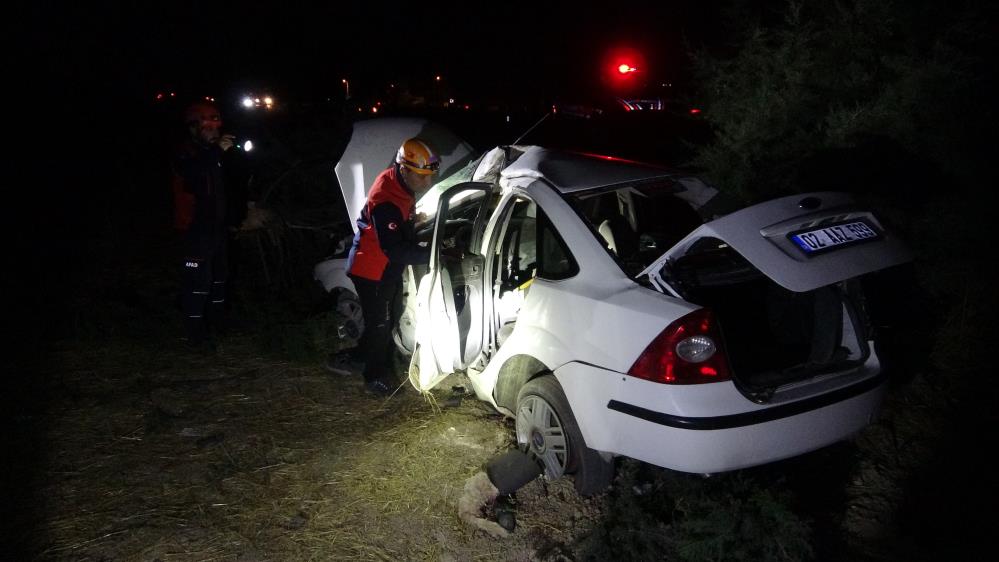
left=342, top=78, right=350, bottom=99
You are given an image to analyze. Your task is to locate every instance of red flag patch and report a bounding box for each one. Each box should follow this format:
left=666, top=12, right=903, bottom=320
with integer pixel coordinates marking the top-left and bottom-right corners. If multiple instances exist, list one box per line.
left=388, top=222, right=399, bottom=230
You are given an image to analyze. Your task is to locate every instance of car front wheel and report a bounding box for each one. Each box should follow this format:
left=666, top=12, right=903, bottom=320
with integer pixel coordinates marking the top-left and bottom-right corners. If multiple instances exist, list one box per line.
left=334, top=289, right=363, bottom=341
left=515, top=375, right=614, bottom=496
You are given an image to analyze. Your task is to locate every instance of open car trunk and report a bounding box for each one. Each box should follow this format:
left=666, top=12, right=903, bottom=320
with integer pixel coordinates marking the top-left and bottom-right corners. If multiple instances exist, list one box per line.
left=642, top=191, right=913, bottom=401
left=666, top=238, right=875, bottom=399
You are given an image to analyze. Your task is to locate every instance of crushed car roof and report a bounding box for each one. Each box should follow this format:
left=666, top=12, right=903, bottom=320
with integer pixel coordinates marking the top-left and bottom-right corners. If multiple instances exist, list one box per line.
left=501, top=146, right=676, bottom=193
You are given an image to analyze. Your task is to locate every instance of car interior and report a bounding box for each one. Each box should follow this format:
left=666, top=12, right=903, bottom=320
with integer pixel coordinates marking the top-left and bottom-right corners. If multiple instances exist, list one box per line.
left=493, top=198, right=538, bottom=348
left=435, top=189, right=490, bottom=360
left=572, top=182, right=704, bottom=277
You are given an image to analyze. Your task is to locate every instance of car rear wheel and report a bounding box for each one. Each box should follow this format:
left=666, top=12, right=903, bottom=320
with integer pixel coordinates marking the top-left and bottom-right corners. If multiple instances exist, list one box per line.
left=515, top=375, right=614, bottom=496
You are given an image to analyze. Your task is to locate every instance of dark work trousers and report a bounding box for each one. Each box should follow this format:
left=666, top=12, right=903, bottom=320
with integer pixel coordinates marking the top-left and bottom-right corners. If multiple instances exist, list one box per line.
left=181, top=236, right=228, bottom=344
left=352, top=275, right=403, bottom=384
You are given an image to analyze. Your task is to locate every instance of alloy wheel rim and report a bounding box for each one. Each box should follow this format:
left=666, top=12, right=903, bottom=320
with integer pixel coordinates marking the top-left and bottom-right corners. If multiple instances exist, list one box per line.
left=516, top=395, right=569, bottom=479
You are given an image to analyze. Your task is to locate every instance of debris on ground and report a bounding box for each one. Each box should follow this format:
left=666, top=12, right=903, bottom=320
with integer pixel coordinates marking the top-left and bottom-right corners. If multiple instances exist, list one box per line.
left=458, top=471, right=509, bottom=538
left=486, top=449, right=543, bottom=496
left=458, top=448, right=543, bottom=538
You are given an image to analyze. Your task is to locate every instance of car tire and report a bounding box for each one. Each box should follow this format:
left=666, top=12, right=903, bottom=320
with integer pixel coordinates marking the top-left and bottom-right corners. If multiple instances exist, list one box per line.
left=516, top=375, right=614, bottom=496
left=334, top=289, right=363, bottom=341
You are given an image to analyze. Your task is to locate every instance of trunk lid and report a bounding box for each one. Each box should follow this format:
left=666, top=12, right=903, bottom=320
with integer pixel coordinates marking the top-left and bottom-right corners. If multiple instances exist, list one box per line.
left=641, top=191, right=913, bottom=294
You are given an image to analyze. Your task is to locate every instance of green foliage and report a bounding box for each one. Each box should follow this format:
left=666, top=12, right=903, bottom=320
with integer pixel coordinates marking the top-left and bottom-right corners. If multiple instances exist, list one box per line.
left=691, top=0, right=997, bottom=383
left=692, top=0, right=993, bottom=202
left=691, top=4, right=819, bottom=201
left=689, top=5, right=998, bottom=555
left=574, top=461, right=676, bottom=560
left=575, top=462, right=812, bottom=562
left=673, top=474, right=813, bottom=562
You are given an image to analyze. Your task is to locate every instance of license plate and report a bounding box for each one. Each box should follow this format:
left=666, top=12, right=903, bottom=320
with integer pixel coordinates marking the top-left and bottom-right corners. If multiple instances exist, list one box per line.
left=789, top=220, right=880, bottom=255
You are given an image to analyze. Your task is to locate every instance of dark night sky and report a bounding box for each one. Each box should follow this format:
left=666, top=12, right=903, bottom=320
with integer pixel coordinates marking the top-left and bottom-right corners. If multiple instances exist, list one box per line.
left=27, top=2, right=720, bottom=106
left=14, top=0, right=734, bottom=254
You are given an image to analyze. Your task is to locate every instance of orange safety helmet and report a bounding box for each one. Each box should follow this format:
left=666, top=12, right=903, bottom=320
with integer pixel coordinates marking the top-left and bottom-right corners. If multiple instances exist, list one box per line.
left=395, top=138, right=440, bottom=175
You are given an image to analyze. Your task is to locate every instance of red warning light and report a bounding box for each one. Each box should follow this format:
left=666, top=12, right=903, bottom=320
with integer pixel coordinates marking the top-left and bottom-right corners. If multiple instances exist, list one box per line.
left=604, top=46, right=645, bottom=90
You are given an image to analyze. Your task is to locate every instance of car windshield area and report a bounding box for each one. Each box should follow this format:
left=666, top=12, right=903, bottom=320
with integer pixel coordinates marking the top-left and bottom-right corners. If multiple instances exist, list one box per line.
left=567, top=181, right=705, bottom=277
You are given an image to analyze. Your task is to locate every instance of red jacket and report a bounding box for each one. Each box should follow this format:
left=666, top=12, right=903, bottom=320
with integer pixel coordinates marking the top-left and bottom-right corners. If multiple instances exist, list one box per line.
left=171, top=140, right=226, bottom=240
left=347, top=166, right=428, bottom=281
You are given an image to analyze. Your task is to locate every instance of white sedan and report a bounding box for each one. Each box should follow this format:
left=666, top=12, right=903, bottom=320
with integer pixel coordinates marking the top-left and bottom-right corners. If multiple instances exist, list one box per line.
left=316, top=118, right=912, bottom=495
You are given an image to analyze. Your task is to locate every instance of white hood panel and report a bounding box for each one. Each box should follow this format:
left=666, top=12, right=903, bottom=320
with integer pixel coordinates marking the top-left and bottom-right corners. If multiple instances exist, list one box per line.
left=334, top=118, right=476, bottom=232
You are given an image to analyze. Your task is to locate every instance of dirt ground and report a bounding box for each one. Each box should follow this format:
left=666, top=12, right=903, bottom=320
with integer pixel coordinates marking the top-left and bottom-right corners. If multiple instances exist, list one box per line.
left=25, top=335, right=613, bottom=561
left=16, top=327, right=982, bottom=562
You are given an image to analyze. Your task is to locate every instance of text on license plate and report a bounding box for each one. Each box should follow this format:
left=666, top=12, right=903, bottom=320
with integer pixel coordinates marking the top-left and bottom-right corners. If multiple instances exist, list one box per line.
left=789, top=221, right=880, bottom=254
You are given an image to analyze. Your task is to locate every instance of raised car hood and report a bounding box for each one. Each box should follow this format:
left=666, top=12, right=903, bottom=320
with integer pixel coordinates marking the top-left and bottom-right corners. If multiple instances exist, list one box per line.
left=641, top=191, right=913, bottom=293
left=334, top=118, right=476, bottom=232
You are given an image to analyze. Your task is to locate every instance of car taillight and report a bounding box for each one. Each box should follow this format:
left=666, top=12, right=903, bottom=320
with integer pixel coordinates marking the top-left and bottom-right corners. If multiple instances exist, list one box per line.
left=627, top=308, right=731, bottom=384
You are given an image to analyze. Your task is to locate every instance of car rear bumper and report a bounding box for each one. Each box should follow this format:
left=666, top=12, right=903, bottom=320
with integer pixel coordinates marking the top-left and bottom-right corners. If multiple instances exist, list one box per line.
left=555, top=360, right=886, bottom=474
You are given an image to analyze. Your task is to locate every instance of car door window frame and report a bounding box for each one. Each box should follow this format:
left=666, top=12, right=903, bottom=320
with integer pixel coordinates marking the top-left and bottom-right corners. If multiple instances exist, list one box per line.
left=425, top=181, right=494, bottom=373
left=490, top=193, right=579, bottom=289
left=430, top=182, right=494, bottom=269
left=536, top=204, right=579, bottom=281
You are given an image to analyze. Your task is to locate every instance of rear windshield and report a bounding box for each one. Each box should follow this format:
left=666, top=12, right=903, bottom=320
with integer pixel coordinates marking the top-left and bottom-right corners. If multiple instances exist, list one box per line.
left=566, top=181, right=705, bottom=277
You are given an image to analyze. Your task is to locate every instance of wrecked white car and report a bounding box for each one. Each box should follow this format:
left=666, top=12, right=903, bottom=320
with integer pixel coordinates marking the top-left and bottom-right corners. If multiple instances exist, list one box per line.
left=316, top=118, right=912, bottom=495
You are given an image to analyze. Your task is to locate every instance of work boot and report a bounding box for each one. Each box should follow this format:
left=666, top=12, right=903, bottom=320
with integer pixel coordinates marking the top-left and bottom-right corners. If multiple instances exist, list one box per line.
left=325, top=352, right=364, bottom=376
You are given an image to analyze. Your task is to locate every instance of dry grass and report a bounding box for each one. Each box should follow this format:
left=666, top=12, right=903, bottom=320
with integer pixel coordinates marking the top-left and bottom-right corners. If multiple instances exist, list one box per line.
left=31, top=335, right=601, bottom=561
left=24, top=266, right=970, bottom=560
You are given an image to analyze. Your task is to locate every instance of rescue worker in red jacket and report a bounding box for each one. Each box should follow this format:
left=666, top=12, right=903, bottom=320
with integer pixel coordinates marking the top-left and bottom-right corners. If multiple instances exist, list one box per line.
left=327, top=138, right=439, bottom=395
left=171, top=101, right=235, bottom=348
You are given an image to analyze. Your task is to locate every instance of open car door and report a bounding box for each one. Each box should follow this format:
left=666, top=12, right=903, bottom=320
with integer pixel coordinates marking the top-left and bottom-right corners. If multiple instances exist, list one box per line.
left=412, top=182, right=494, bottom=391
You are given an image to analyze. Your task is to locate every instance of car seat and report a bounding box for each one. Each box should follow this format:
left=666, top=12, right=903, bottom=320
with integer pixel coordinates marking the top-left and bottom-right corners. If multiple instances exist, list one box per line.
left=598, top=215, right=639, bottom=260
